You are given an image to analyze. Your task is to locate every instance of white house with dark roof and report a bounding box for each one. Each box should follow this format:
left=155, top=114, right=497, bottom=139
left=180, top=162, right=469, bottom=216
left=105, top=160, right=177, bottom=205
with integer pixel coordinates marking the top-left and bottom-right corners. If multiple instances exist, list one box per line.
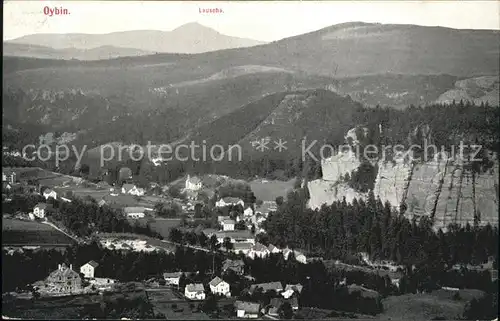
left=214, top=230, right=255, bottom=244
left=80, top=260, right=99, bottom=278
left=121, top=184, right=145, bottom=196
left=255, top=201, right=277, bottom=216
left=249, top=282, right=283, bottom=295
left=216, top=197, right=244, bottom=208
left=33, top=203, right=50, bottom=218
left=43, top=188, right=57, bottom=200
left=2, top=169, right=16, bottom=184
left=283, top=248, right=307, bottom=264
left=247, top=242, right=270, bottom=259
left=282, top=283, right=303, bottom=299
left=267, top=244, right=281, bottom=254
left=163, top=272, right=183, bottom=286
left=185, top=283, right=205, bottom=300
left=232, top=242, right=254, bottom=255
left=123, top=207, right=146, bottom=218
left=222, top=259, right=245, bottom=275
left=243, top=206, right=254, bottom=217
left=222, top=219, right=236, bottom=231
left=235, top=301, right=260, bottom=319
left=185, top=175, right=202, bottom=191
left=209, top=276, right=231, bottom=297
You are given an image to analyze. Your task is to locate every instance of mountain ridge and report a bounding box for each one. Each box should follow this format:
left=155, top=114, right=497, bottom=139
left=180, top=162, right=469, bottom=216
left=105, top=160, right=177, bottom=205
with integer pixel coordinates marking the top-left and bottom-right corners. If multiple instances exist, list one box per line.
left=5, top=22, right=266, bottom=54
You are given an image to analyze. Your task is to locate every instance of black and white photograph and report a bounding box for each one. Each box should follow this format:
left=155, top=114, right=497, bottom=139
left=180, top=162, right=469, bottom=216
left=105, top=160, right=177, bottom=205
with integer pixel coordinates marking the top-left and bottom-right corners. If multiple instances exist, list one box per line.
left=2, top=1, right=499, bottom=320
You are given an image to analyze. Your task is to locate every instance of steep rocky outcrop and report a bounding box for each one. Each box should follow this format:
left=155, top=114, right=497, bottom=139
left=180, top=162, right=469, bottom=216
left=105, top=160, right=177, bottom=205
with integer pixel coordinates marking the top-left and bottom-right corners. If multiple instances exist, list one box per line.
left=307, top=127, right=499, bottom=229
left=436, top=76, right=499, bottom=107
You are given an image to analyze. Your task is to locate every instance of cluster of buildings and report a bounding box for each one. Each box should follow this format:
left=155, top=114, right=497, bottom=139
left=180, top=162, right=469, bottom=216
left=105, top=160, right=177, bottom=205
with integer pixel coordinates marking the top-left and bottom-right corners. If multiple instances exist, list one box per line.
left=33, top=260, right=116, bottom=296
left=236, top=280, right=302, bottom=318
left=161, top=258, right=304, bottom=319
left=161, top=271, right=232, bottom=300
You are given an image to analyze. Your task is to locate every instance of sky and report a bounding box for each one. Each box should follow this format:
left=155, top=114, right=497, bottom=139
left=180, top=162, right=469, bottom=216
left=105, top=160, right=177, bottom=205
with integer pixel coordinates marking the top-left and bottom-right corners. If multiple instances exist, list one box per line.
left=4, top=1, right=500, bottom=42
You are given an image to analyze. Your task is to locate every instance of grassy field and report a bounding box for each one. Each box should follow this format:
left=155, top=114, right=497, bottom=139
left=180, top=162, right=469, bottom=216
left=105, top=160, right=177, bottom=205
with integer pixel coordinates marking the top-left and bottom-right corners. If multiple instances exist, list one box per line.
left=2, top=218, right=74, bottom=245
left=149, top=219, right=181, bottom=239
left=250, top=178, right=295, bottom=202
left=378, top=289, right=485, bottom=320
left=147, top=288, right=212, bottom=320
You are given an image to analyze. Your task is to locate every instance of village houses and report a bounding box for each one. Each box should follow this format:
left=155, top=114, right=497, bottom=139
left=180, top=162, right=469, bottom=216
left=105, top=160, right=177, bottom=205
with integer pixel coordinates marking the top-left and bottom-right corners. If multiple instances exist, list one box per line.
left=185, top=175, right=202, bottom=191
left=268, top=244, right=281, bottom=254
left=98, top=199, right=107, bottom=207
left=243, top=206, right=254, bottom=217
left=33, top=203, right=51, bottom=219
left=247, top=242, right=270, bottom=259
left=35, top=263, right=82, bottom=295
left=235, top=301, right=260, bottom=319
left=123, top=207, right=146, bottom=218
left=184, top=283, right=206, bottom=300
left=232, top=242, right=254, bottom=256
left=163, top=272, right=183, bottom=286
left=80, top=260, right=99, bottom=278
left=121, top=183, right=145, bottom=196
left=209, top=276, right=231, bottom=297
left=2, top=170, right=16, bottom=184
left=43, top=188, right=57, bottom=200
left=249, top=282, right=283, bottom=295
left=267, top=297, right=299, bottom=316
left=211, top=230, right=255, bottom=244
left=283, top=248, right=307, bottom=264
left=222, top=219, right=236, bottom=231
left=216, top=197, right=244, bottom=208
left=222, top=259, right=245, bottom=275
left=255, top=200, right=277, bottom=216
left=282, top=284, right=303, bottom=299
left=97, top=181, right=113, bottom=191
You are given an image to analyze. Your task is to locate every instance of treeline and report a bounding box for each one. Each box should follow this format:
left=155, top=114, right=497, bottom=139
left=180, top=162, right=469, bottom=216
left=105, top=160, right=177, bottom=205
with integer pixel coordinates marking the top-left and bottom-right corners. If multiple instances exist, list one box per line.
left=237, top=253, right=386, bottom=315
left=47, top=197, right=162, bottom=239
left=263, top=189, right=498, bottom=268
left=128, top=101, right=499, bottom=182
left=4, top=193, right=161, bottom=240
left=2, top=242, right=224, bottom=293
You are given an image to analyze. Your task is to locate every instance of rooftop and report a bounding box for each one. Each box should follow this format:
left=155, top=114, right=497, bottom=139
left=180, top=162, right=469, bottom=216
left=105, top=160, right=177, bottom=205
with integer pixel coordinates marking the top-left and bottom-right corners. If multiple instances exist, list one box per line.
left=249, top=282, right=283, bottom=293
left=85, top=260, right=99, bottom=268
left=221, top=197, right=243, bottom=204
left=163, top=272, right=183, bottom=278
left=285, top=284, right=303, bottom=293
left=233, top=242, right=254, bottom=250
left=209, top=276, right=225, bottom=287
left=253, top=242, right=268, bottom=252
left=187, top=176, right=202, bottom=184
left=123, top=207, right=146, bottom=214
left=35, top=203, right=49, bottom=209
left=122, top=183, right=136, bottom=191
left=186, top=283, right=205, bottom=293
left=215, top=230, right=253, bottom=239
left=235, top=301, right=260, bottom=314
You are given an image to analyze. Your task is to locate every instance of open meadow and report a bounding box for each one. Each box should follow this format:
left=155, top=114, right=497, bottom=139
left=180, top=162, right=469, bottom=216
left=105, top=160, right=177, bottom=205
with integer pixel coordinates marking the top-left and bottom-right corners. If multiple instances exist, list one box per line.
left=250, top=178, right=295, bottom=202
left=2, top=218, right=74, bottom=245
left=378, top=289, right=486, bottom=320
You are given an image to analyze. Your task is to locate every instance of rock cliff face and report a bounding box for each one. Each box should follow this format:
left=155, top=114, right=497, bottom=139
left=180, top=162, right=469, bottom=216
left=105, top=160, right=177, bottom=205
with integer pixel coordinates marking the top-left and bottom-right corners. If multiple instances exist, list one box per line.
left=374, top=160, right=413, bottom=210
left=321, top=151, right=361, bottom=182
left=307, top=128, right=499, bottom=229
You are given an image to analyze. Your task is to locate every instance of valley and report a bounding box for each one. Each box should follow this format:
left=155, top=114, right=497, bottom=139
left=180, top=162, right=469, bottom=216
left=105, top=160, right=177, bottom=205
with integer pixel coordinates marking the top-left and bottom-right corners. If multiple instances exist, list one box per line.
left=3, top=14, right=500, bottom=321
